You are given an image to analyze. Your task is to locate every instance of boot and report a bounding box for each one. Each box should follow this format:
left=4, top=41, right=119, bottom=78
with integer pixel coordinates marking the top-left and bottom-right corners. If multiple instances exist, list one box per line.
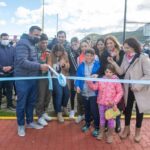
left=97, top=127, right=105, bottom=140
left=63, top=107, right=69, bottom=116
left=119, top=126, right=130, bottom=139
left=106, top=128, right=113, bottom=144
left=57, top=112, right=64, bottom=123
left=134, top=128, right=141, bottom=143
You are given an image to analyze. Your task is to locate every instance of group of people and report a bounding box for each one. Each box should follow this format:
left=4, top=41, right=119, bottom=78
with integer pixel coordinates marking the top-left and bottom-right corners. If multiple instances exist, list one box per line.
left=0, top=25, right=150, bottom=144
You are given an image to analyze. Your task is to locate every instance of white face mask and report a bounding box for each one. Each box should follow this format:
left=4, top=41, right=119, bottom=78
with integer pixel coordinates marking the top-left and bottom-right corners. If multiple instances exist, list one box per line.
left=1, top=40, right=9, bottom=46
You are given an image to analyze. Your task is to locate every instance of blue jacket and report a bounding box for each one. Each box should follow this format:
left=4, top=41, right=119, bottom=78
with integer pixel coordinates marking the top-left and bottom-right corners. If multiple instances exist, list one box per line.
left=75, top=60, right=101, bottom=90
left=14, top=34, right=41, bottom=77
left=0, top=43, right=14, bottom=76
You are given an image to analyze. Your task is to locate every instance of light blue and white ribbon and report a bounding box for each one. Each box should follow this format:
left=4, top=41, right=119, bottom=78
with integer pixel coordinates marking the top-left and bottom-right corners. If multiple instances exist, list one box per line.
left=0, top=71, right=150, bottom=88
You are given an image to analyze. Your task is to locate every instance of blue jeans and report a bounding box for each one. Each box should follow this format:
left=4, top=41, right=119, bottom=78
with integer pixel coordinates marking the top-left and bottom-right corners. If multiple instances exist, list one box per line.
left=16, top=80, right=37, bottom=125
left=52, top=79, right=70, bottom=113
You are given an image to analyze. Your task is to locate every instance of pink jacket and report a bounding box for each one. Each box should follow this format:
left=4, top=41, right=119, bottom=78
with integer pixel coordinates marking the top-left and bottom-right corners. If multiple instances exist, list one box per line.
left=87, top=75, right=124, bottom=106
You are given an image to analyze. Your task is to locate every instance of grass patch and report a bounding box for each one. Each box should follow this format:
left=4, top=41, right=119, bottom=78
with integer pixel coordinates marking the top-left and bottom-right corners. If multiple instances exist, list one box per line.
left=0, top=110, right=16, bottom=116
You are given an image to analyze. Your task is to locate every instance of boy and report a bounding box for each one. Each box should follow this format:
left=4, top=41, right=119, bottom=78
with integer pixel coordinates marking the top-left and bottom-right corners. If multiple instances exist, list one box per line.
left=75, top=48, right=100, bottom=137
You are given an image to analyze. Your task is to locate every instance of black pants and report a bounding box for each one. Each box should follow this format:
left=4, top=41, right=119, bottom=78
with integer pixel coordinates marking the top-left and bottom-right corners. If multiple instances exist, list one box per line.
left=82, top=96, right=99, bottom=129
left=125, top=89, right=143, bottom=128
left=0, top=81, right=13, bottom=107
left=77, top=93, right=84, bottom=115
left=70, top=80, right=76, bottom=110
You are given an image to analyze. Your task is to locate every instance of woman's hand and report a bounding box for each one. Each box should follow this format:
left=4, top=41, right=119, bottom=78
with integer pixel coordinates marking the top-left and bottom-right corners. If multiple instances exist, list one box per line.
left=107, top=57, right=115, bottom=65
left=76, top=87, right=81, bottom=93
left=91, top=74, right=98, bottom=78
left=113, top=105, right=117, bottom=111
left=131, top=87, right=139, bottom=92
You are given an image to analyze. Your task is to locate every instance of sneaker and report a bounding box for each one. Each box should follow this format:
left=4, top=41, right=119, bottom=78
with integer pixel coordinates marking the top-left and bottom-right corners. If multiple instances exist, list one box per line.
left=57, top=112, right=64, bottom=123
left=115, top=126, right=121, bottom=133
left=69, top=110, right=75, bottom=119
left=105, top=127, right=108, bottom=132
left=18, top=125, right=25, bottom=137
left=26, top=122, right=43, bottom=129
left=38, top=117, right=48, bottom=126
left=92, top=129, right=99, bottom=137
left=42, top=113, right=52, bottom=121
left=63, top=107, right=69, bottom=116
left=75, top=115, right=84, bottom=124
left=81, top=124, right=90, bottom=132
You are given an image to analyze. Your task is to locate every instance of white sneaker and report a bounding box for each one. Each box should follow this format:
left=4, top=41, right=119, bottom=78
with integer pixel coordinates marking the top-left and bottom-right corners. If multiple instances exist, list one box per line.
left=26, top=122, right=43, bottom=129
left=69, top=110, right=75, bottom=119
left=75, top=115, right=84, bottom=124
left=18, top=125, right=25, bottom=137
left=42, top=113, right=52, bottom=121
left=38, top=117, right=48, bottom=126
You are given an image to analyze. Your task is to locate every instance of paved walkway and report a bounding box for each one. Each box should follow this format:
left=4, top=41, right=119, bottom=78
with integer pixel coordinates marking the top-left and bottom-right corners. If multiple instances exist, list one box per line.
left=0, top=119, right=150, bottom=150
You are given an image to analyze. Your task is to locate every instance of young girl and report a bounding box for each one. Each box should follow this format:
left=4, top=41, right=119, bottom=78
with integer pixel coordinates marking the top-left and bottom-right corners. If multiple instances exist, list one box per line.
left=87, top=64, right=123, bottom=143
left=99, top=35, right=124, bottom=133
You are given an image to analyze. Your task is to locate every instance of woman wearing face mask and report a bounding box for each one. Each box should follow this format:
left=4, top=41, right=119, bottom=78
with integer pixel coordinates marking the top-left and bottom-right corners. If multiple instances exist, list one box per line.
left=108, top=37, right=150, bottom=143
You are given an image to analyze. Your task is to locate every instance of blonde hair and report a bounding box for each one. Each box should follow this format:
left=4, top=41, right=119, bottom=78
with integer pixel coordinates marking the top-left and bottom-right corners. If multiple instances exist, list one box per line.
left=105, top=35, right=121, bottom=51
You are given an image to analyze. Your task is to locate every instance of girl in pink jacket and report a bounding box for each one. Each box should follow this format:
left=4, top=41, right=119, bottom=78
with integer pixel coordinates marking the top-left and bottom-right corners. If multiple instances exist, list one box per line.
left=87, top=64, right=123, bottom=143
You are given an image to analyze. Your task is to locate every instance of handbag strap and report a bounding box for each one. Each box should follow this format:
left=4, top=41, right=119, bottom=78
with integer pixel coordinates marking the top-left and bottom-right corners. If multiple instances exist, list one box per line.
left=124, top=53, right=140, bottom=74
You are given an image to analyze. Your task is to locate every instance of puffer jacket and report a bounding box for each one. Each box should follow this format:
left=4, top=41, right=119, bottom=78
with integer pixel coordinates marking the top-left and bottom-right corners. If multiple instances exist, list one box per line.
left=14, top=34, right=41, bottom=77
left=87, top=75, right=124, bottom=105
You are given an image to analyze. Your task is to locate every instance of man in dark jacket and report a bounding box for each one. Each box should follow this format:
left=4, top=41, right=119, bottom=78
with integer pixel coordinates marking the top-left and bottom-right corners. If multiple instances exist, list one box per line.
left=48, top=30, right=70, bottom=52
left=14, top=26, right=49, bottom=137
left=0, top=33, right=15, bottom=110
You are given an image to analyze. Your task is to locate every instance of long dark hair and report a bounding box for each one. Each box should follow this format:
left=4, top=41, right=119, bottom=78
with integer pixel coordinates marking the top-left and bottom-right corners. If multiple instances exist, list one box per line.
left=52, top=44, right=65, bottom=54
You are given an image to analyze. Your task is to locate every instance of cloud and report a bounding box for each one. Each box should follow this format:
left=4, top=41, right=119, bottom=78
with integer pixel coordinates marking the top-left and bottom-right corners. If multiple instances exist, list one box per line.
left=137, top=0, right=150, bottom=10
left=0, top=20, right=6, bottom=25
left=12, top=0, right=150, bottom=39
left=13, top=6, right=42, bottom=25
left=0, top=1, right=7, bottom=7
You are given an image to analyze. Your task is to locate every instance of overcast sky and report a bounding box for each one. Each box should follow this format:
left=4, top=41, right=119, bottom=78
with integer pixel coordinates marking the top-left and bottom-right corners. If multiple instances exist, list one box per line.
left=0, top=0, right=150, bottom=40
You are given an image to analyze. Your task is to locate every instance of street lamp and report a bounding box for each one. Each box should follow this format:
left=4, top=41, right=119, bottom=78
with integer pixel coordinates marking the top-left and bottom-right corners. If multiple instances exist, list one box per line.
left=42, top=0, right=45, bottom=32
left=123, top=0, right=127, bottom=42
left=56, top=14, right=59, bottom=34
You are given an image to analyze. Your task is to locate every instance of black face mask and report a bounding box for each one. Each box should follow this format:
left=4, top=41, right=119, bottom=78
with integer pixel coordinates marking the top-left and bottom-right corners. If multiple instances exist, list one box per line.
left=29, top=36, right=40, bottom=44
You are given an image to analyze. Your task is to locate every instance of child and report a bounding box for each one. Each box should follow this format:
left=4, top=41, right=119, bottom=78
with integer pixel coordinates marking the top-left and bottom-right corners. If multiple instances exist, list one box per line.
left=68, top=37, right=80, bottom=119
left=75, top=48, right=100, bottom=137
left=87, top=64, right=123, bottom=143
left=75, top=40, right=99, bottom=123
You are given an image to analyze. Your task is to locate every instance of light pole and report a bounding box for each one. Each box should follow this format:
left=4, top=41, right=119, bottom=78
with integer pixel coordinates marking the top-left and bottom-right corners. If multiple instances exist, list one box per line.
left=123, top=0, right=127, bottom=42
left=56, top=13, right=58, bottom=34
left=42, top=0, right=45, bottom=32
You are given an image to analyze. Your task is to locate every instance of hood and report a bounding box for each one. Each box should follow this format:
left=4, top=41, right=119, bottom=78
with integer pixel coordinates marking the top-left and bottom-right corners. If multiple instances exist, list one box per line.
left=20, top=33, right=29, bottom=40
